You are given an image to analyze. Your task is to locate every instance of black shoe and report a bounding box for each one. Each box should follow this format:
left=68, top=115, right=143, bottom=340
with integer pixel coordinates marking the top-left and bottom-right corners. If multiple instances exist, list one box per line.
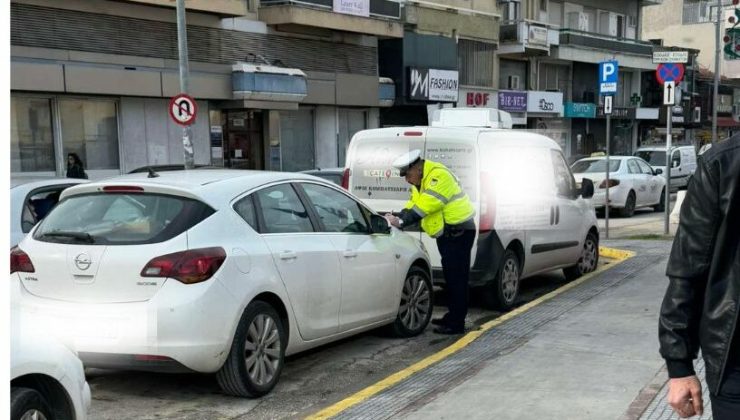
left=431, top=317, right=449, bottom=326
left=433, top=325, right=465, bottom=335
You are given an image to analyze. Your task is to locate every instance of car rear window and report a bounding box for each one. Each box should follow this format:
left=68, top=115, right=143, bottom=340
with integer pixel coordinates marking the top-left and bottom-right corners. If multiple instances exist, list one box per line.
left=33, top=193, right=214, bottom=245
left=571, top=159, right=622, bottom=173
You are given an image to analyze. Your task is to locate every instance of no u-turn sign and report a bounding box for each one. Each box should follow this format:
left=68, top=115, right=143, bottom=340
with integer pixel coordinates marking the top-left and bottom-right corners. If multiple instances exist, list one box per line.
left=169, top=93, right=198, bottom=126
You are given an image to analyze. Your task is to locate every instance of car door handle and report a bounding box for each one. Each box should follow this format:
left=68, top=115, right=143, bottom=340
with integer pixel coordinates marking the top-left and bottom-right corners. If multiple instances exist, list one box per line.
left=555, top=205, right=560, bottom=225
left=343, top=250, right=358, bottom=258
left=279, top=251, right=297, bottom=260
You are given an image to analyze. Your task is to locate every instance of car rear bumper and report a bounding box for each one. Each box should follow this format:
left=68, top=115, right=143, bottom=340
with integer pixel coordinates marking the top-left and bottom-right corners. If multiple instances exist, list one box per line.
left=591, top=187, right=628, bottom=208
left=14, top=276, right=239, bottom=373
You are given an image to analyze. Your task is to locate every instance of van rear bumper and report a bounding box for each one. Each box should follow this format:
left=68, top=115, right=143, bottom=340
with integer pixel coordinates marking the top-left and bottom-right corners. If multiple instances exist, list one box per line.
left=432, top=230, right=505, bottom=288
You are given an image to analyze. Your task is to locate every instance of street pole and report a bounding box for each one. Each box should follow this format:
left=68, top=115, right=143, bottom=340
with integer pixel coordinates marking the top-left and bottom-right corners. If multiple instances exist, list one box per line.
left=713, top=1, right=722, bottom=145
left=605, top=113, right=610, bottom=240
left=177, top=0, right=195, bottom=169
left=665, top=107, right=672, bottom=235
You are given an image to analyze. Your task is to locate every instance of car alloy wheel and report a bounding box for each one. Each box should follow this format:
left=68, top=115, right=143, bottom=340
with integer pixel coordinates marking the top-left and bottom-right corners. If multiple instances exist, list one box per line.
left=399, top=271, right=431, bottom=332
left=244, top=314, right=281, bottom=387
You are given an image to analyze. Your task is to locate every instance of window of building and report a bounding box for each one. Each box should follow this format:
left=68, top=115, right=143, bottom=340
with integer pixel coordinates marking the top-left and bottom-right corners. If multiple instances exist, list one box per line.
left=280, top=108, right=315, bottom=172
left=538, top=63, right=570, bottom=100
left=458, top=39, right=496, bottom=87
left=616, top=72, right=633, bottom=107
left=540, top=0, right=548, bottom=13
left=548, top=1, right=562, bottom=26
left=502, top=0, right=521, bottom=22
left=11, top=96, right=56, bottom=173
left=59, top=99, right=120, bottom=171
left=499, top=59, right=527, bottom=91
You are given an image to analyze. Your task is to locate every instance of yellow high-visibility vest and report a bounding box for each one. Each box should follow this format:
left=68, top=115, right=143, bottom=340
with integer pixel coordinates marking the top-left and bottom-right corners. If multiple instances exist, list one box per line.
left=403, top=160, right=475, bottom=238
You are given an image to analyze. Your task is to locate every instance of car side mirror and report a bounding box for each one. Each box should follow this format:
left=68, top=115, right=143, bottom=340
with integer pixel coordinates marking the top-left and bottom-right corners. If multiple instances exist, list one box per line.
left=370, top=214, right=391, bottom=234
left=580, top=178, right=594, bottom=199
left=654, top=168, right=663, bottom=175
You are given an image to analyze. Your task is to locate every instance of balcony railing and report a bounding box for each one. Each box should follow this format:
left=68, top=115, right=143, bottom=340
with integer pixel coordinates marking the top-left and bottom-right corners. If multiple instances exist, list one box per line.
left=559, top=29, right=654, bottom=56
left=260, top=0, right=401, bottom=20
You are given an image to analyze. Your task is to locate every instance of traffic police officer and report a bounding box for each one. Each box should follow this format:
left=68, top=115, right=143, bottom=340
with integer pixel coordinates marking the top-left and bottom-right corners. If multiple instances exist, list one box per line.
left=385, top=150, right=476, bottom=335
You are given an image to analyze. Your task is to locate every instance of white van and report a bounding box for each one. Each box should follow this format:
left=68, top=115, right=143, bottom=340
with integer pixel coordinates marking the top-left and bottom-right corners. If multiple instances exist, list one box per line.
left=343, top=109, right=600, bottom=310
left=634, top=145, right=697, bottom=190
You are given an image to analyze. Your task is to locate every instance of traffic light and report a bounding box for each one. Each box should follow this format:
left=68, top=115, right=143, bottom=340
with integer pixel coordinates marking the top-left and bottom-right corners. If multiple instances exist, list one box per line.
left=724, top=0, right=740, bottom=59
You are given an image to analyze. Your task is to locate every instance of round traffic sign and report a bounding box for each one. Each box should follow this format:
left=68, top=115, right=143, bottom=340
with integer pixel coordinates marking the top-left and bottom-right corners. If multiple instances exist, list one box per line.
left=169, top=94, right=198, bottom=126
left=656, top=63, right=685, bottom=85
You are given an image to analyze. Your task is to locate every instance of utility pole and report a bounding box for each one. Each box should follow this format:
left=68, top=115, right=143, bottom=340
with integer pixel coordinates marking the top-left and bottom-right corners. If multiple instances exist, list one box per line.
left=177, top=0, right=195, bottom=169
left=713, top=0, right=723, bottom=145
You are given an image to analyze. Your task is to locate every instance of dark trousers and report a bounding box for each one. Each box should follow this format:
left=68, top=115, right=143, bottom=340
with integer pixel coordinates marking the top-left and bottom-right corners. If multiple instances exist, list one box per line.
left=436, top=229, right=476, bottom=330
left=711, top=364, right=740, bottom=420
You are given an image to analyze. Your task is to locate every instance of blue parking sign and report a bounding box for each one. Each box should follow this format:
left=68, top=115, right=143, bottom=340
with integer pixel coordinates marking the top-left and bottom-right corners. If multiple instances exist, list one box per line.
left=598, top=61, right=618, bottom=94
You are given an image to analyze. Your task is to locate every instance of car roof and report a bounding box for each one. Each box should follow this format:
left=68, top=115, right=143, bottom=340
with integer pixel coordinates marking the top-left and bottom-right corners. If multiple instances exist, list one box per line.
left=61, top=169, right=329, bottom=209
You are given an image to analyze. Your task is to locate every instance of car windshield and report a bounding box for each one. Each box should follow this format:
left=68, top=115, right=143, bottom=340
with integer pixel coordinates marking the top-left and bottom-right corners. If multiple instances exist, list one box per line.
left=34, top=193, right=214, bottom=245
left=571, top=159, right=622, bottom=173
left=634, top=151, right=666, bottom=166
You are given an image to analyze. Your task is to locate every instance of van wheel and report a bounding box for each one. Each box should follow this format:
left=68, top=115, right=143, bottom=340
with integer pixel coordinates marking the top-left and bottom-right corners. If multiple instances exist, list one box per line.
left=217, top=301, right=285, bottom=398
left=564, top=232, right=599, bottom=280
left=483, top=250, right=520, bottom=311
left=391, top=266, right=433, bottom=337
left=619, top=191, right=636, bottom=218
left=653, top=189, right=666, bottom=212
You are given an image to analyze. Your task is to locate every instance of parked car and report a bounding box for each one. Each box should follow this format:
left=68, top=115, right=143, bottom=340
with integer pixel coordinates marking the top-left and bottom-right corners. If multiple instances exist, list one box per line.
left=11, top=316, right=91, bottom=420
left=12, top=169, right=432, bottom=398
left=300, top=167, right=345, bottom=186
left=10, top=178, right=89, bottom=247
left=634, top=145, right=697, bottom=190
left=345, top=108, right=600, bottom=311
left=571, top=156, right=667, bottom=217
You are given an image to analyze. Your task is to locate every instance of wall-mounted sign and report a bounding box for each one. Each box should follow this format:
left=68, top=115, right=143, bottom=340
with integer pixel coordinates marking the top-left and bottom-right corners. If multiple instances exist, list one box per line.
left=527, top=91, right=564, bottom=114
left=564, top=102, right=596, bottom=118
left=596, top=107, right=635, bottom=119
left=333, top=0, right=369, bottom=17
left=497, top=91, right=527, bottom=112
left=408, top=68, right=459, bottom=102
left=458, top=88, right=497, bottom=108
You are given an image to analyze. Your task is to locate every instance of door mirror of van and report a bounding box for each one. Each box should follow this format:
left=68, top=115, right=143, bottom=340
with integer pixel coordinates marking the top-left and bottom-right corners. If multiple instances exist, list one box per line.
left=370, top=214, right=391, bottom=234
left=580, top=178, right=595, bottom=199
left=654, top=168, right=663, bottom=175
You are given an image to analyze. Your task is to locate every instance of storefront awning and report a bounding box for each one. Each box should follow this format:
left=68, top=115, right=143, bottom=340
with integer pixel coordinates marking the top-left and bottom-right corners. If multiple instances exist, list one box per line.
left=232, top=63, right=307, bottom=102
left=716, top=116, right=740, bottom=127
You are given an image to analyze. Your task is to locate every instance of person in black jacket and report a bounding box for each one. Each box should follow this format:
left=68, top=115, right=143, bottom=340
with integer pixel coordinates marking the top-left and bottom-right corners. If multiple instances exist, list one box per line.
left=66, top=153, right=87, bottom=179
left=659, top=135, right=740, bottom=419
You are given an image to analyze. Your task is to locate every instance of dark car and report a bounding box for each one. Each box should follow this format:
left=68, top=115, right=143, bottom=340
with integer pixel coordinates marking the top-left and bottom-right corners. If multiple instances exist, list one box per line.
left=301, top=167, right=345, bottom=186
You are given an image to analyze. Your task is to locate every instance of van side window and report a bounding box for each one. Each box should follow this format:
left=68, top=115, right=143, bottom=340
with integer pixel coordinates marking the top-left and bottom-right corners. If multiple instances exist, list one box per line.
left=550, top=151, right=576, bottom=197
left=672, top=150, right=681, bottom=168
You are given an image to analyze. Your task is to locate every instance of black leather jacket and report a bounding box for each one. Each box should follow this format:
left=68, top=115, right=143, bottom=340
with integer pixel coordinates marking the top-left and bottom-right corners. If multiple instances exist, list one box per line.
left=659, top=137, right=740, bottom=395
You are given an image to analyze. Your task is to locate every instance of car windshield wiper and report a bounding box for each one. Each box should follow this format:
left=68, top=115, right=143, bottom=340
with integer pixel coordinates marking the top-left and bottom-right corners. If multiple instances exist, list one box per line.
left=39, top=231, right=95, bottom=243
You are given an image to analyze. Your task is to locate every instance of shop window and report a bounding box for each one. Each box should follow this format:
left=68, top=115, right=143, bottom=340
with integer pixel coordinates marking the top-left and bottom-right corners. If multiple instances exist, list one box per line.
left=11, top=97, right=56, bottom=173
left=59, top=99, right=120, bottom=170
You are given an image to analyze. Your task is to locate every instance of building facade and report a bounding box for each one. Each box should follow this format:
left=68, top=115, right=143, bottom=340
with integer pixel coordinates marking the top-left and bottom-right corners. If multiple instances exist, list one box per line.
left=10, top=0, right=403, bottom=179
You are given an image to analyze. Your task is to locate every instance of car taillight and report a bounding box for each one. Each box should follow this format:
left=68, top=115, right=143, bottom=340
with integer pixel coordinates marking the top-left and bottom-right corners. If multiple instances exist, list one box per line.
left=598, top=179, right=620, bottom=188
left=479, top=172, right=496, bottom=232
left=141, top=247, right=226, bottom=285
left=102, top=186, right=145, bottom=193
left=341, top=168, right=351, bottom=190
left=10, top=247, right=35, bottom=274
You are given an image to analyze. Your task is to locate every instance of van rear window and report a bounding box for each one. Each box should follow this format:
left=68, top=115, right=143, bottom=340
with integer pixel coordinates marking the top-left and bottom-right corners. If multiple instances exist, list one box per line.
left=33, top=193, right=214, bottom=245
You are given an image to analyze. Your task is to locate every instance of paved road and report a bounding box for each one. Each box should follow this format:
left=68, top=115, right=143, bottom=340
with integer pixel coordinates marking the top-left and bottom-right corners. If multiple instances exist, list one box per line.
left=597, top=193, right=678, bottom=239
left=86, top=270, right=584, bottom=420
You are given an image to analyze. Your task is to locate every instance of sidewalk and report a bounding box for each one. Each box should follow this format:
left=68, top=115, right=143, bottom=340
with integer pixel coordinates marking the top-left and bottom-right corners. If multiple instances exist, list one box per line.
left=319, top=240, right=702, bottom=420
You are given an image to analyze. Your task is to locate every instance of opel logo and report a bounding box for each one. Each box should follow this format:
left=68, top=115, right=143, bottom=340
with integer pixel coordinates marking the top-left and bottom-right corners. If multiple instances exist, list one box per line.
left=74, top=253, right=92, bottom=271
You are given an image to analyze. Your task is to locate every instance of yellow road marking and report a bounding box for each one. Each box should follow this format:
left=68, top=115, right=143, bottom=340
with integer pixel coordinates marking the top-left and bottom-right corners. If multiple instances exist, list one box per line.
left=305, top=247, right=635, bottom=420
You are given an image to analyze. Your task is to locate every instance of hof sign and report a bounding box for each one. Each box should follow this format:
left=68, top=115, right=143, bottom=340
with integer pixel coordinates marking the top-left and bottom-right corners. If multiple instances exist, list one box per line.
left=408, top=68, right=459, bottom=102
left=169, top=94, right=198, bottom=126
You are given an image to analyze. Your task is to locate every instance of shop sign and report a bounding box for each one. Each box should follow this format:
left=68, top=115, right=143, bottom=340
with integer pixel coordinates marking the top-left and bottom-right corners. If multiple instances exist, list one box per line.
left=458, top=89, right=496, bottom=108
left=497, top=91, right=527, bottom=112
left=596, top=107, right=635, bottom=119
left=564, top=102, right=596, bottom=118
left=408, top=68, right=459, bottom=102
left=527, top=91, right=564, bottom=114
left=333, top=0, right=369, bottom=17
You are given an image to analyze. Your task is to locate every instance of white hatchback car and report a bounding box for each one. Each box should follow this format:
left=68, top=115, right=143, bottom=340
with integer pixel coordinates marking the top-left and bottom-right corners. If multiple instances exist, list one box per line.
left=12, top=170, right=432, bottom=398
left=571, top=156, right=667, bottom=217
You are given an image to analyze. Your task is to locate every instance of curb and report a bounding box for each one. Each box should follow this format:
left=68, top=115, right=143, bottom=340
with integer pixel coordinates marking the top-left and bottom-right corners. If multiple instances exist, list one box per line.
left=305, top=246, right=636, bottom=420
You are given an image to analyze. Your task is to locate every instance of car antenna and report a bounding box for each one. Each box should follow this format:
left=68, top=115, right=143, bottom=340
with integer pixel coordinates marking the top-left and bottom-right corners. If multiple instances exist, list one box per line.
left=147, top=167, right=160, bottom=178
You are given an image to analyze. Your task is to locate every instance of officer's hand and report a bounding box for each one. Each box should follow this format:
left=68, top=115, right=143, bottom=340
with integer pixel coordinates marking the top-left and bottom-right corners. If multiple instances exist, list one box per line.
left=667, top=376, right=703, bottom=418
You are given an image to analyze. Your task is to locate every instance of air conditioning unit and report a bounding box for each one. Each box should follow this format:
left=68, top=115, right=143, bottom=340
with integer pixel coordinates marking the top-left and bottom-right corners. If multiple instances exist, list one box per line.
left=507, top=75, right=521, bottom=90
left=567, top=12, right=589, bottom=31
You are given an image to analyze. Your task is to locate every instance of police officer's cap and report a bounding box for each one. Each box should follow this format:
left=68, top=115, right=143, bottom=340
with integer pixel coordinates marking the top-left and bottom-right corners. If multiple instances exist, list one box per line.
left=393, top=150, right=422, bottom=176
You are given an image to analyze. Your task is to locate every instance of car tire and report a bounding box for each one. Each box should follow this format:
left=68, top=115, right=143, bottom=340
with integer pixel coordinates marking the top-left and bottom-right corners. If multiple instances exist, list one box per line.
left=653, top=188, right=666, bottom=212
left=619, top=191, right=636, bottom=218
left=11, top=387, right=52, bottom=420
left=483, top=249, right=520, bottom=311
left=564, top=232, right=599, bottom=280
left=217, top=301, right=286, bottom=398
left=391, top=266, right=433, bottom=337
